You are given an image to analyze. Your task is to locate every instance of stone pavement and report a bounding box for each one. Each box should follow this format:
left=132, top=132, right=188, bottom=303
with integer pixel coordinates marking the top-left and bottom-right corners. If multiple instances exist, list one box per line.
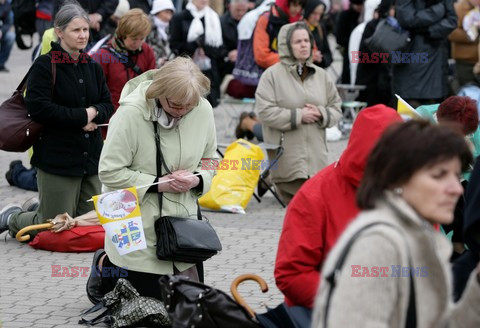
left=0, top=44, right=347, bottom=327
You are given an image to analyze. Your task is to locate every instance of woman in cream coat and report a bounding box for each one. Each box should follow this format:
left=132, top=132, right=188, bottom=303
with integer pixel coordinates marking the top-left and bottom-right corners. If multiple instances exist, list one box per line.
left=255, top=22, right=342, bottom=204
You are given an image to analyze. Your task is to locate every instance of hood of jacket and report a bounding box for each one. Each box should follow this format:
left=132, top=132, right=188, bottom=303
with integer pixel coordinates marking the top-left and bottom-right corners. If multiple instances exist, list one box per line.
left=338, top=104, right=402, bottom=187
left=118, top=68, right=159, bottom=120
left=278, top=22, right=315, bottom=67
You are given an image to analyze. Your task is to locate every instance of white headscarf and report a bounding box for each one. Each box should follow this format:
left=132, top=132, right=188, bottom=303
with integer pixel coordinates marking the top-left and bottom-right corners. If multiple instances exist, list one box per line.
left=186, top=1, right=223, bottom=48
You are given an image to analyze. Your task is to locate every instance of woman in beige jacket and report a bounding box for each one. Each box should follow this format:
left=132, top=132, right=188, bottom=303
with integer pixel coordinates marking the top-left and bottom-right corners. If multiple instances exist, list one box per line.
left=255, top=22, right=342, bottom=204
left=313, top=120, right=480, bottom=328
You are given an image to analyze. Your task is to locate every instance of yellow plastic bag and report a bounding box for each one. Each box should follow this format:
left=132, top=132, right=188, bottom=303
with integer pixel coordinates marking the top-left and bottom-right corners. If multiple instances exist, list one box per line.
left=199, top=139, right=264, bottom=213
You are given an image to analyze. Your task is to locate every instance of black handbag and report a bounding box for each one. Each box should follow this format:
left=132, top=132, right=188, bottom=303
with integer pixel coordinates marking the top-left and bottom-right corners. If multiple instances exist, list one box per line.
left=365, top=18, right=412, bottom=53
left=0, top=57, right=55, bottom=152
left=158, top=275, right=261, bottom=328
left=152, top=122, right=222, bottom=263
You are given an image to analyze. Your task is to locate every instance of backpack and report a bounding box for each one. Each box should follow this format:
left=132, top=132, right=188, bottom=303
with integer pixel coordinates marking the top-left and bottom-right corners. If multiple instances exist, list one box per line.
left=11, top=0, right=37, bottom=50
left=233, top=0, right=274, bottom=86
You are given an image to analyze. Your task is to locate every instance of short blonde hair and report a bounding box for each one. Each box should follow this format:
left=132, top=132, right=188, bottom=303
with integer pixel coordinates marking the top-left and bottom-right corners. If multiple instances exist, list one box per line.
left=145, top=57, right=211, bottom=107
left=116, top=8, right=151, bottom=39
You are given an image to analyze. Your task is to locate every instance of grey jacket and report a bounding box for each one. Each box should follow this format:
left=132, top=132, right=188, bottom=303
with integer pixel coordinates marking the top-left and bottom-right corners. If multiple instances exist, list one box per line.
left=313, top=191, right=480, bottom=328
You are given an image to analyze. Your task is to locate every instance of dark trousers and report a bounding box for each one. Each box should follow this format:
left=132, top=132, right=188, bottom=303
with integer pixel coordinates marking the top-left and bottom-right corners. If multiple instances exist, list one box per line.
left=101, top=256, right=200, bottom=300
left=11, top=163, right=38, bottom=191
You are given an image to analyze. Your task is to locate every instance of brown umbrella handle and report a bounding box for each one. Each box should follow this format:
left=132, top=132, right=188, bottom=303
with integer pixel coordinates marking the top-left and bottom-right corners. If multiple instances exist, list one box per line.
left=230, top=274, right=269, bottom=319
left=16, top=222, right=54, bottom=242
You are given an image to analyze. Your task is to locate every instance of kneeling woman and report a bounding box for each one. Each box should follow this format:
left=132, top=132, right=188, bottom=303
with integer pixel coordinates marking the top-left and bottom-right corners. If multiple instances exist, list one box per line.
left=92, top=57, right=218, bottom=301
left=313, top=120, right=480, bottom=327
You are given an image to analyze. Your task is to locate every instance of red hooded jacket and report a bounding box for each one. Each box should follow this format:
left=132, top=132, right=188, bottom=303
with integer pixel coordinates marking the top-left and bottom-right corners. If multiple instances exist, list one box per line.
left=274, top=104, right=402, bottom=308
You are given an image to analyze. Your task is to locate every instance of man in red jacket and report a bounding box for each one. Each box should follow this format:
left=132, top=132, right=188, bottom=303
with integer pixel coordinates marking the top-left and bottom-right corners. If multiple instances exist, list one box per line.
left=274, top=104, right=402, bottom=308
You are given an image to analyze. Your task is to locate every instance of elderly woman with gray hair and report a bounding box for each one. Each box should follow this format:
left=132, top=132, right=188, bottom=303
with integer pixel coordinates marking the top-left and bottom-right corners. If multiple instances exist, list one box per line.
left=0, top=3, right=113, bottom=239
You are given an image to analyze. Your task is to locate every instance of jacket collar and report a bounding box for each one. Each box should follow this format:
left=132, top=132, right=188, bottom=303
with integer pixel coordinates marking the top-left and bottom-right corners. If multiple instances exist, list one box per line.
left=381, top=191, right=434, bottom=231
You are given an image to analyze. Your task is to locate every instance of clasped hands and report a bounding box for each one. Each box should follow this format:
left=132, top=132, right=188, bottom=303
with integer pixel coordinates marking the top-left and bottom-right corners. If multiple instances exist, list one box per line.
left=157, top=170, right=200, bottom=193
left=83, top=106, right=98, bottom=132
left=301, top=104, right=323, bottom=124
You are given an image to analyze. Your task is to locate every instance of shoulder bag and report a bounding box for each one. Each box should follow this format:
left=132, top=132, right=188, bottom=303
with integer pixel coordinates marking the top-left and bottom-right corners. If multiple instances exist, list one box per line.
left=152, top=122, right=222, bottom=263
left=365, top=18, right=412, bottom=54
left=323, top=222, right=416, bottom=327
left=0, top=56, right=56, bottom=152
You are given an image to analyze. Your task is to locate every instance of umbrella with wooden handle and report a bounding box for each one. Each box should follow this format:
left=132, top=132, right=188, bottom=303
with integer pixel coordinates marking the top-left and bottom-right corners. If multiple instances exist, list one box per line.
left=16, top=222, right=54, bottom=242
left=230, top=274, right=312, bottom=328
left=231, top=274, right=269, bottom=319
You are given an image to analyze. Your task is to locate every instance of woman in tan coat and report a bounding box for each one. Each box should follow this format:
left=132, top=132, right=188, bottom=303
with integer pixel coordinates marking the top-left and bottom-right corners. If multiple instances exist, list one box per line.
left=255, top=22, right=342, bottom=204
left=313, top=120, right=480, bottom=328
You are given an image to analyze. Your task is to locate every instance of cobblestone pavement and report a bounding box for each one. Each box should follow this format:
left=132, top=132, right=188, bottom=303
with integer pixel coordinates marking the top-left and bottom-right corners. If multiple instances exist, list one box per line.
left=0, top=44, right=347, bottom=327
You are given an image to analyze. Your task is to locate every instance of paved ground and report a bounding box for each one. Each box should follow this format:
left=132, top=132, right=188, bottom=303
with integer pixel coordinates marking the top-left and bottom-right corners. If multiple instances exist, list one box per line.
left=0, top=43, right=347, bottom=327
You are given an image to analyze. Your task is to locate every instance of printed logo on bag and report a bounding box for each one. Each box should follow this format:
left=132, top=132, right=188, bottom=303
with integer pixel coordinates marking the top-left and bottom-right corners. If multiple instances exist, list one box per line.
left=92, top=187, right=147, bottom=255
left=350, top=51, right=429, bottom=64
left=351, top=265, right=428, bottom=277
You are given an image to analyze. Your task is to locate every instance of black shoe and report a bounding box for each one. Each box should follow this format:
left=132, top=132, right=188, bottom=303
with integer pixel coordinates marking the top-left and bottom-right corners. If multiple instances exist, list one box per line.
left=0, top=66, right=10, bottom=73
left=0, top=204, right=22, bottom=234
left=258, top=180, right=268, bottom=197
left=5, top=160, right=22, bottom=186
left=86, top=249, right=106, bottom=304
left=235, top=112, right=257, bottom=140
left=235, top=112, right=249, bottom=139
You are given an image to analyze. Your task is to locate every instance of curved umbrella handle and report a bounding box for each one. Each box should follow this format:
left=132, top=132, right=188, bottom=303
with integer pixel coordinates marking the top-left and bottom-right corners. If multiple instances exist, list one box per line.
left=16, top=222, right=53, bottom=242
left=230, top=274, right=269, bottom=319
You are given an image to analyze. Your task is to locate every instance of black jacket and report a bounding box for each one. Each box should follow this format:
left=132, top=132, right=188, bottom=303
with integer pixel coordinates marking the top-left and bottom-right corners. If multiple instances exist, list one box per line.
left=311, top=23, right=333, bottom=69
left=25, top=42, right=114, bottom=177
left=220, top=11, right=239, bottom=78
left=169, top=9, right=225, bottom=107
left=393, top=0, right=457, bottom=99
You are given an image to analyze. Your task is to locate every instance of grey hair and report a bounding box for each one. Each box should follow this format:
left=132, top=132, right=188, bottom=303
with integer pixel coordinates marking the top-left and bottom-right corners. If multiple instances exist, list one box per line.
left=54, top=1, right=89, bottom=31
left=230, top=0, right=249, bottom=4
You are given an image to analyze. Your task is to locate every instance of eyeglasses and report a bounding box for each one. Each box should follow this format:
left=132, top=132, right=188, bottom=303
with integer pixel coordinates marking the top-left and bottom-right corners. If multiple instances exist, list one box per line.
left=166, top=98, right=197, bottom=112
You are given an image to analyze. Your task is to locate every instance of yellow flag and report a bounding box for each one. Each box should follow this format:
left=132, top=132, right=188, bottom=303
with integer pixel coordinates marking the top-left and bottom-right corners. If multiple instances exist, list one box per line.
left=395, top=94, right=422, bottom=120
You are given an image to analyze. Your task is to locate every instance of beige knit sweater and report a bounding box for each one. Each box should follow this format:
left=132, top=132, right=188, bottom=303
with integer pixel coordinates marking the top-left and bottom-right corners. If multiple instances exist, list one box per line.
left=312, top=191, right=480, bottom=328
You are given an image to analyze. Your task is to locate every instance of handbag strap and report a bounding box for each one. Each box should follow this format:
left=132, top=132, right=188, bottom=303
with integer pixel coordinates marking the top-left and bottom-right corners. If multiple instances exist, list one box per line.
left=19, top=55, right=57, bottom=97
left=323, top=222, right=416, bottom=328
left=153, top=121, right=202, bottom=221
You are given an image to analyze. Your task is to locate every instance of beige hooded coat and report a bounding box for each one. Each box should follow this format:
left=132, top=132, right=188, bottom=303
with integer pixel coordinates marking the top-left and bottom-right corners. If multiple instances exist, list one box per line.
left=255, top=22, right=342, bottom=184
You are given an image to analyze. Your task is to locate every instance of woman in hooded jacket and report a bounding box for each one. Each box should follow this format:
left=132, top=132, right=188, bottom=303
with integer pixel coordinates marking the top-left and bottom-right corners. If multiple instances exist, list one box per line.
left=255, top=22, right=342, bottom=204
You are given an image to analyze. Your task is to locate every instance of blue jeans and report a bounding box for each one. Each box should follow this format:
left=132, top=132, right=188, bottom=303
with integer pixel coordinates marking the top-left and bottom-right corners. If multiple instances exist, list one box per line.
left=11, top=162, right=38, bottom=191
left=0, top=30, right=15, bottom=68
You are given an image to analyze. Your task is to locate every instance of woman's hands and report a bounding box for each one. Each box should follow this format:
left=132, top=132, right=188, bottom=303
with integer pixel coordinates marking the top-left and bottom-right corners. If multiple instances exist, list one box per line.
left=301, top=104, right=323, bottom=124
left=157, top=170, right=200, bottom=193
left=83, top=106, right=98, bottom=132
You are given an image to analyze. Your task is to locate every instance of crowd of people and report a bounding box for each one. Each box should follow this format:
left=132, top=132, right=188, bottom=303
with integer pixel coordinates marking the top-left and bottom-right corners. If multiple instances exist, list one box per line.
left=1, top=0, right=480, bottom=327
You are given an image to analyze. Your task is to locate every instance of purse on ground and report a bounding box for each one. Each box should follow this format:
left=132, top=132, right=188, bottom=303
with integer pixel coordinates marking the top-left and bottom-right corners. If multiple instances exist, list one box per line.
left=158, top=275, right=261, bottom=328
left=365, top=18, right=412, bottom=54
left=0, top=57, right=55, bottom=152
